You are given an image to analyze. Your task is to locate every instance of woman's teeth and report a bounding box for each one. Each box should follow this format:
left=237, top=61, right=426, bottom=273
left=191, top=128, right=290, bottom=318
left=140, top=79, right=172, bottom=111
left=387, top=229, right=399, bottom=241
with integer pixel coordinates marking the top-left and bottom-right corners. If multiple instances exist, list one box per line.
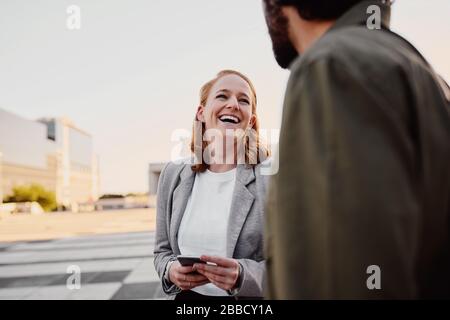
left=219, top=115, right=240, bottom=124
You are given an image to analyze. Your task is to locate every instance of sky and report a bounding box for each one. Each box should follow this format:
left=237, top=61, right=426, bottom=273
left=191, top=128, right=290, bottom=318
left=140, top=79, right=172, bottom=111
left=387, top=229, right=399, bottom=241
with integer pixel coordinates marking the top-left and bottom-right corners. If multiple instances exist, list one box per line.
left=0, top=0, right=449, bottom=194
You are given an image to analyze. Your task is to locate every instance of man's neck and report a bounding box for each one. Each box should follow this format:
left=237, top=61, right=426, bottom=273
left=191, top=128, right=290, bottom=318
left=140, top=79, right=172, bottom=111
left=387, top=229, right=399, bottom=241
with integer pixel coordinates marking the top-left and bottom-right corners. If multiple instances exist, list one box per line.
left=283, top=7, right=335, bottom=54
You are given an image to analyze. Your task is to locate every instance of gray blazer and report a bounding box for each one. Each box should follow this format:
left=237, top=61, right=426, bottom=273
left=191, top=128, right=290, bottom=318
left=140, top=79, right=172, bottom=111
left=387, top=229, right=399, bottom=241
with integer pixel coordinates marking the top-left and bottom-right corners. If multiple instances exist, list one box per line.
left=153, top=162, right=269, bottom=298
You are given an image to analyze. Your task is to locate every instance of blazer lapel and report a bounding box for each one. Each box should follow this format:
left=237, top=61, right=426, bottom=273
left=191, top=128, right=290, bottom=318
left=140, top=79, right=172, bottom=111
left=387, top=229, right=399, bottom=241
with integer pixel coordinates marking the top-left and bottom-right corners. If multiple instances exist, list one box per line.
left=170, top=165, right=195, bottom=254
left=227, top=165, right=255, bottom=257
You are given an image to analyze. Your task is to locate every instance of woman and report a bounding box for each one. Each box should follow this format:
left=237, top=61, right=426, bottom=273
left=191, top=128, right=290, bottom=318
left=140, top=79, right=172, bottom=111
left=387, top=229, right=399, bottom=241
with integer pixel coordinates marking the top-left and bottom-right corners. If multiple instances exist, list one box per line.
left=154, top=70, right=270, bottom=300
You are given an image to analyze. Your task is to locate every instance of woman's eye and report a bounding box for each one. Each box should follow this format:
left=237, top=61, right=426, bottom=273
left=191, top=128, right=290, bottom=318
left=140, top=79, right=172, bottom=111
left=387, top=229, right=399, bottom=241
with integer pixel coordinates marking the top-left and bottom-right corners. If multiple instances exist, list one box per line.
left=240, top=99, right=250, bottom=105
left=216, top=94, right=227, bottom=100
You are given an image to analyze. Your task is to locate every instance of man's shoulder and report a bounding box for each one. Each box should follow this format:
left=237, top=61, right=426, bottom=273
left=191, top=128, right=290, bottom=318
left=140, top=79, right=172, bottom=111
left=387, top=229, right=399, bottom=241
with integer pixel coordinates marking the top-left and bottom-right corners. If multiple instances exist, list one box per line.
left=290, top=26, right=421, bottom=81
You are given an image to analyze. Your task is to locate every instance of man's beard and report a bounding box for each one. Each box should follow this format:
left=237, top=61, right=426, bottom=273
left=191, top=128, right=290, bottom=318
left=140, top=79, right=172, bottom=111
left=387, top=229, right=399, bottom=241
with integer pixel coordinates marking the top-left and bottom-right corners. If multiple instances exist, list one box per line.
left=263, top=0, right=299, bottom=69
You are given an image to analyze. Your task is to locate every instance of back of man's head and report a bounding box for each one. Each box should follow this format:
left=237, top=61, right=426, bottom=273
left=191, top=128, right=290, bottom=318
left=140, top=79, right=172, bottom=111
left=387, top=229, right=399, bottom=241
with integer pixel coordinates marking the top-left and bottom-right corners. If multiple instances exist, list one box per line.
left=274, top=0, right=365, bottom=20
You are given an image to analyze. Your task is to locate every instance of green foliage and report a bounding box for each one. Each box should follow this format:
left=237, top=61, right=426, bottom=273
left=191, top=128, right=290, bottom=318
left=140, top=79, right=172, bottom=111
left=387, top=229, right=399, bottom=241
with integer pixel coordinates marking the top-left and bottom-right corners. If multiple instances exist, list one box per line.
left=4, top=184, right=57, bottom=212
left=99, top=194, right=124, bottom=199
left=125, top=192, right=148, bottom=197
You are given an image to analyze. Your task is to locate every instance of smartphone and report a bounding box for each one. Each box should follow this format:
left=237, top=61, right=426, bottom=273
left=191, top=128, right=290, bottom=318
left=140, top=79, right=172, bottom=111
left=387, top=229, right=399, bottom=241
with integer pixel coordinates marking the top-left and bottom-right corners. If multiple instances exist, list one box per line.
left=177, top=255, right=206, bottom=267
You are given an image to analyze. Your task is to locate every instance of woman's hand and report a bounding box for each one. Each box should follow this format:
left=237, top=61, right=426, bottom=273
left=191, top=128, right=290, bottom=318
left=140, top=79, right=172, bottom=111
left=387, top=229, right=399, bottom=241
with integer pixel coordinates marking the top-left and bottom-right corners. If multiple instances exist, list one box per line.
left=168, top=261, right=210, bottom=291
left=194, top=255, right=240, bottom=291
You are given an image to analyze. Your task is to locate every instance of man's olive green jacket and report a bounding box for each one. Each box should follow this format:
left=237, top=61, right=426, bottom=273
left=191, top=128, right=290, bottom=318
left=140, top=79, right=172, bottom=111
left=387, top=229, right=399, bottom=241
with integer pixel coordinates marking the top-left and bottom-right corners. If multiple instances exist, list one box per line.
left=265, top=0, right=450, bottom=299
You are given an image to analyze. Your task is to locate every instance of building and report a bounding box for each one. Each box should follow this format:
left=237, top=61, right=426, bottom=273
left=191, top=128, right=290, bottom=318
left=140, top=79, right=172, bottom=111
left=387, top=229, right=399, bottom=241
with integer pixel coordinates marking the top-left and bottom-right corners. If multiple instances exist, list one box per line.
left=148, top=162, right=167, bottom=208
left=0, top=108, right=99, bottom=210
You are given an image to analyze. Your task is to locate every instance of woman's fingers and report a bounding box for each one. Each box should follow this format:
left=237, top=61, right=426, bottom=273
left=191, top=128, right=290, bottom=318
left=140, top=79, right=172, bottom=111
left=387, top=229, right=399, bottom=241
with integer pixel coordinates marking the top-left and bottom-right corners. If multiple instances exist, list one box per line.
left=177, top=265, right=195, bottom=274
left=194, top=263, right=235, bottom=278
left=178, top=279, right=210, bottom=290
left=173, top=257, right=239, bottom=291
left=184, top=273, right=208, bottom=282
left=197, top=269, right=233, bottom=285
left=175, top=271, right=207, bottom=283
left=196, top=270, right=235, bottom=290
left=207, top=277, right=234, bottom=291
left=194, top=263, right=222, bottom=274
left=200, top=255, right=237, bottom=268
left=173, top=265, right=209, bottom=289
left=194, top=257, right=240, bottom=291
left=169, top=261, right=194, bottom=283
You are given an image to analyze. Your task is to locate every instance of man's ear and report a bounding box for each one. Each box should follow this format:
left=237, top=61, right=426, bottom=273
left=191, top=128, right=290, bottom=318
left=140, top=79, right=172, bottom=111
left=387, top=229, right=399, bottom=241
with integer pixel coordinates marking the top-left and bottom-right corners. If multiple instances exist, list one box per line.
left=196, top=105, right=205, bottom=122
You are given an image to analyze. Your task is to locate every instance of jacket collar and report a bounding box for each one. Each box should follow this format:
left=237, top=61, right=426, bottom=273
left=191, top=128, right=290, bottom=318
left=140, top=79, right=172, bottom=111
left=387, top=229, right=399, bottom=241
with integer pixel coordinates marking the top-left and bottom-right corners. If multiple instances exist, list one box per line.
left=169, top=164, right=256, bottom=257
left=227, top=165, right=255, bottom=257
left=169, top=165, right=195, bottom=254
left=176, top=163, right=255, bottom=183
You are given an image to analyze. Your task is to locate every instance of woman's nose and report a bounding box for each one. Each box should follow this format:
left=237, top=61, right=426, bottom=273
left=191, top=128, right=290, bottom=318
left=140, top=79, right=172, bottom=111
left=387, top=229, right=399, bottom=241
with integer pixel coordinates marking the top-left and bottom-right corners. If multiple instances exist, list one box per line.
left=226, top=96, right=240, bottom=110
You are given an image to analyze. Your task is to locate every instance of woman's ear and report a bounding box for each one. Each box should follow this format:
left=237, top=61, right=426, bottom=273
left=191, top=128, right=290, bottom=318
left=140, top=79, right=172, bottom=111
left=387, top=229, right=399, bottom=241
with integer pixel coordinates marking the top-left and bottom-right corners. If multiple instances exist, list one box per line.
left=249, top=114, right=256, bottom=129
left=196, top=105, right=205, bottom=122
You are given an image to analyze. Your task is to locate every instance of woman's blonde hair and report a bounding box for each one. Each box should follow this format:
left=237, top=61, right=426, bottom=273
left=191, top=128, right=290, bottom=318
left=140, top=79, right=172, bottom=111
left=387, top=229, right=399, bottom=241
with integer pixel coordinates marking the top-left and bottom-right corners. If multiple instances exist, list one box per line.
left=190, top=70, right=269, bottom=172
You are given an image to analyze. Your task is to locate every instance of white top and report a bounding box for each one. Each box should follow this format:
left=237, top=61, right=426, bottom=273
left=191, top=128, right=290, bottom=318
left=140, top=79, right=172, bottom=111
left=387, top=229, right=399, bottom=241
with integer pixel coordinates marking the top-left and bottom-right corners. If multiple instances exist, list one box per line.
left=177, top=168, right=236, bottom=296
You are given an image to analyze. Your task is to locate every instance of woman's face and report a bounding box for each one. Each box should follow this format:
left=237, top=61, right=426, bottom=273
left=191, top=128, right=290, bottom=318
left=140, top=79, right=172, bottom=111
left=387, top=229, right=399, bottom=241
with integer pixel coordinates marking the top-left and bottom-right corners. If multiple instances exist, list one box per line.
left=197, top=74, right=256, bottom=135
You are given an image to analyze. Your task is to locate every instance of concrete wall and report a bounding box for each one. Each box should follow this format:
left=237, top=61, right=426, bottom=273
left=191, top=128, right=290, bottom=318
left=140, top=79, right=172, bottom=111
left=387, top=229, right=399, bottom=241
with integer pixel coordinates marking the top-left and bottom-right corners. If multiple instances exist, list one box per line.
left=0, top=109, right=56, bottom=169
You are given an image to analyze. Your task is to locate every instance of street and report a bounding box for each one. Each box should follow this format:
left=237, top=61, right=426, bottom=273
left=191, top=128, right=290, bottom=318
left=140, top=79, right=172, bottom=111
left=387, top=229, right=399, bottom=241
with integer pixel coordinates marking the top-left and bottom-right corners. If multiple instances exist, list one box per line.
left=0, top=209, right=165, bottom=299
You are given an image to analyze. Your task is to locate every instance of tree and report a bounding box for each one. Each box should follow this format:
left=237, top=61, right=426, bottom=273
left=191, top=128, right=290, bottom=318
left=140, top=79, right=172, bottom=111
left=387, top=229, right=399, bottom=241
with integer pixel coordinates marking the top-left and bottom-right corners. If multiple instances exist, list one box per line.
left=4, top=184, right=57, bottom=212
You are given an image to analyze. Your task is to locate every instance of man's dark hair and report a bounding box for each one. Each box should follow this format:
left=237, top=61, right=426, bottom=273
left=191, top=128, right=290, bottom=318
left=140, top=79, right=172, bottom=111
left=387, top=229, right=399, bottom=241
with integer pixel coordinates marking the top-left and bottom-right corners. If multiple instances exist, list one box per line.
left=276, top=0, right=364, bottom=20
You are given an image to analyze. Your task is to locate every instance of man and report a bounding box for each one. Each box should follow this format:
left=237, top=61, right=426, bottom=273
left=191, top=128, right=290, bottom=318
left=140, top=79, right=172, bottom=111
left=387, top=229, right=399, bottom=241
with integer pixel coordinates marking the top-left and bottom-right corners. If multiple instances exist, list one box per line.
left=263, top=0, right=450, bottom=299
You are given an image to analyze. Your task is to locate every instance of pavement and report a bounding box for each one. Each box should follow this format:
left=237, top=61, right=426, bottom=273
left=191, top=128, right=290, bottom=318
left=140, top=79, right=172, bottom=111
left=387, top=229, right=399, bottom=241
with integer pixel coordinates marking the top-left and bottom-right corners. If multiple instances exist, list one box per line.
left=0, top=208, right=164, bottom=300
left=0, top=208, right=155, bottom=243
left=0, top=231, right=166, bottom=300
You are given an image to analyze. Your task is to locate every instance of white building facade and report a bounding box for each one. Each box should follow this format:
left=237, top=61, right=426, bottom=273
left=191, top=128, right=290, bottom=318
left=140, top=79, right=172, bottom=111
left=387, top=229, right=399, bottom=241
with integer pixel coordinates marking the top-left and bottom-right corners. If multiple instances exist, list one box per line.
left=0, top=108, right=99, bottom=209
